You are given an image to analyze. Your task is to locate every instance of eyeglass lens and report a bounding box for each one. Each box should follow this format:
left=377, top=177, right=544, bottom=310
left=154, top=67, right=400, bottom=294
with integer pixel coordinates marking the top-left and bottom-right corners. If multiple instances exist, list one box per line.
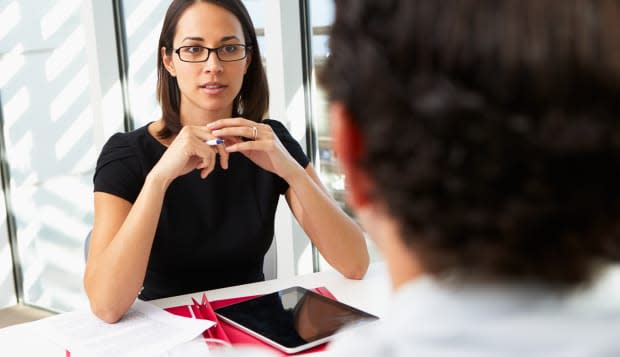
left=178, top=45, right=246, bottom=62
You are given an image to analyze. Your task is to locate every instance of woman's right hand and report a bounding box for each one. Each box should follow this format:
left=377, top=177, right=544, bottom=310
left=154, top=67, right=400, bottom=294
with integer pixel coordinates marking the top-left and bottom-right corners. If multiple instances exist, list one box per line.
left=151, top=125, right=229, bottom=182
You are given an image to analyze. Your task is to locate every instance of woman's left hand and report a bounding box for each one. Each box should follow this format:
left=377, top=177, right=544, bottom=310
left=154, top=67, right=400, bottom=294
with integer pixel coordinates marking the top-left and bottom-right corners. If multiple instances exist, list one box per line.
left=208, top=118, right=301, bottom=180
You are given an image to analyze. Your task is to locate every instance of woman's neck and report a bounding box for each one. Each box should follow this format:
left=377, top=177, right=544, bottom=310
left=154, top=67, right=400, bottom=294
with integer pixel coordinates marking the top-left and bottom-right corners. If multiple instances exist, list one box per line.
left=179, top=104, right=234, bottom=126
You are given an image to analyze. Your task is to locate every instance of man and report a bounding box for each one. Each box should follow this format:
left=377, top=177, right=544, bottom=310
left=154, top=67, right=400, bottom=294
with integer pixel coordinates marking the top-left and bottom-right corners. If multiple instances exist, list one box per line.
left=318, top=0, right=620, bottom=355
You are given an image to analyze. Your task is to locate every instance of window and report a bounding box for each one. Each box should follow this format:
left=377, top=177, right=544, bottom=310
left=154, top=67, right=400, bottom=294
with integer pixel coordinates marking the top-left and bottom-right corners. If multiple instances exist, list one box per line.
left=0, top=0, right=117, bottom=311
left=305, top=0, right=383, bottom=266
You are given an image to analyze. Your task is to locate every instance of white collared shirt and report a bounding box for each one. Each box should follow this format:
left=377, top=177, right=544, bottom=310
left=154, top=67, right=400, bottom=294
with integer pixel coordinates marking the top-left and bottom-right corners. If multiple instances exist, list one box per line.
left=327, top=270, right=620, bottom=357
left=212, top=268, right=620, bottom=357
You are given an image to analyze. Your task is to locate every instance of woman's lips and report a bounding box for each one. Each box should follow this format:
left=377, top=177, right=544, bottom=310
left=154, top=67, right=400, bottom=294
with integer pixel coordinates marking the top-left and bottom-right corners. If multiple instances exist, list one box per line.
left=200, top=82, right=227, bottom=95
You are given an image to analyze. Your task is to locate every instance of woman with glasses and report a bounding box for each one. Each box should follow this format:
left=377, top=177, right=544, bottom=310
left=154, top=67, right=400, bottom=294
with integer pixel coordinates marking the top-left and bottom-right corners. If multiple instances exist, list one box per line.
left=84, top=0, right=369, bottom=323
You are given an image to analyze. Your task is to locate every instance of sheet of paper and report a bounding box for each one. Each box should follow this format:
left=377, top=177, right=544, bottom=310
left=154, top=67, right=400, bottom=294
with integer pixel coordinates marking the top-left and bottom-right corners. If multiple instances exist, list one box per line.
left=34, top=299, right=214, bottom=357
left=0, top=320, right=66, bottom=356
left=162, top=336, right=212, bottom=356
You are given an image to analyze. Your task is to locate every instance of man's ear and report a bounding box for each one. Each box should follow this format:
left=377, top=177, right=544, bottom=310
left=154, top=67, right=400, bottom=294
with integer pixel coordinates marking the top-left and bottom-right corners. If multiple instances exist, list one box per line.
left=161, top=47, right=176, bottom=77
left=329, top=102, right=373, bottom=208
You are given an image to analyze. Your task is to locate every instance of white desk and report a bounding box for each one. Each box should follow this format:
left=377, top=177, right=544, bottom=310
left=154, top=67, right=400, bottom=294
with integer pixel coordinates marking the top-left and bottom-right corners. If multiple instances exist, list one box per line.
left=151, top=262, right=391, bottom=316
left=0, top=263, right=391, bottom=356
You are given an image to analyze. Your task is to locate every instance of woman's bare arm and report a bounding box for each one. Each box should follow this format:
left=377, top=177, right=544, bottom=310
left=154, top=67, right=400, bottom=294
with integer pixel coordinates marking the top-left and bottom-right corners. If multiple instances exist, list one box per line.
left=285, top=164, right=369, bottom=279
left=84, top=173, right=169, bottom=323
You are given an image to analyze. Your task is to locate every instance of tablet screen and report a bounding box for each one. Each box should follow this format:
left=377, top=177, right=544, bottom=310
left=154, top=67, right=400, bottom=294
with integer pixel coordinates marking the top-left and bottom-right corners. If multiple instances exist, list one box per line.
left=214, top=286, right=378, bottom=353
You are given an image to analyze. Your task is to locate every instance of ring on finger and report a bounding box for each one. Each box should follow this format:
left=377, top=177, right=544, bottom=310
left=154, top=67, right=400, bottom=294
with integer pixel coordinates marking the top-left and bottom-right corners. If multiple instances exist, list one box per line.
left=251, top=126, right=258, bottom=141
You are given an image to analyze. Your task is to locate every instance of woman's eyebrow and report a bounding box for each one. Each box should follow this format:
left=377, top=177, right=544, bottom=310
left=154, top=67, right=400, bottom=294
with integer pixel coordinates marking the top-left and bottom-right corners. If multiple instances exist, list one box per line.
left=220, top=35, right=241, bottom=42
left=181, top=35, right=241, bottom=43
left=182, top=36, right=204, bottom=42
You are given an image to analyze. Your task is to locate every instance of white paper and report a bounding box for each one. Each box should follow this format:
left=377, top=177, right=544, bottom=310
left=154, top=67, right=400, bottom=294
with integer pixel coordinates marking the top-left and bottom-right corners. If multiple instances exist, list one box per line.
left=162, top=336, right=211, bottom=356
left=35, top=299, right=214, bottom=357
left=0, top=320, right=66, bottom=356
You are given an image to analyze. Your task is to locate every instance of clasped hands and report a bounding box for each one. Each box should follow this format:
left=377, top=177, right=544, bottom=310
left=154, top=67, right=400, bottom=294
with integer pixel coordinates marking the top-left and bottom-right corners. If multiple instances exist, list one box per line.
left=152, top=118, right=300, bottom=182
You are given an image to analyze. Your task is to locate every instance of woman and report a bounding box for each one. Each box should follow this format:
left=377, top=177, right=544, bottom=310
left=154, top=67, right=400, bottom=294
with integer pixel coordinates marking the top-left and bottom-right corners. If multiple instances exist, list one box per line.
left=84, top=0, right=368, bottom=323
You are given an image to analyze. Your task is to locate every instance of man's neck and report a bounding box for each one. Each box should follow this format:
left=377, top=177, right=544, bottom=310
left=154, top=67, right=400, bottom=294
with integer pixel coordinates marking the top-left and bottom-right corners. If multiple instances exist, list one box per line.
left=359, top=208, right=424, bottom=291
left=384, top=239, right=424, bottom=290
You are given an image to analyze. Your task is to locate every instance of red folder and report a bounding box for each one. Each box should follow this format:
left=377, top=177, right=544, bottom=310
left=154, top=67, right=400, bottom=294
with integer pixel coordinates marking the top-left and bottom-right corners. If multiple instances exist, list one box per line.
left=165, top=287, right=336, bottom=355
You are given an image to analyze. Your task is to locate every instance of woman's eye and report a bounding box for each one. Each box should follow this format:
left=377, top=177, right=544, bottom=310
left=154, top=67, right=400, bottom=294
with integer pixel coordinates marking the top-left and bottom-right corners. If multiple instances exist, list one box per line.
left=222, top=45, right=238, bottom=53
left=185, top=46, right=203, bottom=54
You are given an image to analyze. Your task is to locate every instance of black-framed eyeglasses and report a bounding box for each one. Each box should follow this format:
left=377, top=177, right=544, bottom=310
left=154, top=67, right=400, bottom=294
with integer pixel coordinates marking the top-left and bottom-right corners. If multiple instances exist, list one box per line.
left=174, top=44, right=250, bottom=63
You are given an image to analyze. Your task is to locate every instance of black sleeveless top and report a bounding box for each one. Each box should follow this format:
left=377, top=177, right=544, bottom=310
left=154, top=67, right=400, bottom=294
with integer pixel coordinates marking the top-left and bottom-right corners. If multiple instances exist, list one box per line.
left=93, top=120, right=309, bottom=300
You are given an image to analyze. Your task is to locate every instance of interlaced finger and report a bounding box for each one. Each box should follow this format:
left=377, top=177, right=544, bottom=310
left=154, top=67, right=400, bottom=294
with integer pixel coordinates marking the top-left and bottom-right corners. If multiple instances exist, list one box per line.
left=211, top=123, right=267, bottom=142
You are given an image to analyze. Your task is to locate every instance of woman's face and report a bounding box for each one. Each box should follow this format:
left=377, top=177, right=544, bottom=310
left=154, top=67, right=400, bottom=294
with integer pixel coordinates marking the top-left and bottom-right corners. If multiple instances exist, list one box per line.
left=163, top=1, right=250, bottom=122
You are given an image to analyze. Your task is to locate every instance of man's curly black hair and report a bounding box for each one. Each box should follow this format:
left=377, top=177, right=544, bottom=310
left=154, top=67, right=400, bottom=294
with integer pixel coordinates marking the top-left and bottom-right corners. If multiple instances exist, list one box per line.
left=320, top=0, right=620, bottom=286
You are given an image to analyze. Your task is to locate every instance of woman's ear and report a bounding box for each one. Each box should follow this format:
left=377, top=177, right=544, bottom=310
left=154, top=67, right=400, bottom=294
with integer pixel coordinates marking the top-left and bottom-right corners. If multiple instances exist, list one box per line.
left=161, top=47, right=176, bottom=77
left=329, top=102, right=374, bottom=209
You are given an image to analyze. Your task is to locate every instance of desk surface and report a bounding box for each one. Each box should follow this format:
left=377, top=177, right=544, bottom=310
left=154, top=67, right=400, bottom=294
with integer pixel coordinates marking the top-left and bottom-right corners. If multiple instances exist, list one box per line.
left=0, top=262, right=391, bottom=356
left=150, top=262, right=391, bottom=317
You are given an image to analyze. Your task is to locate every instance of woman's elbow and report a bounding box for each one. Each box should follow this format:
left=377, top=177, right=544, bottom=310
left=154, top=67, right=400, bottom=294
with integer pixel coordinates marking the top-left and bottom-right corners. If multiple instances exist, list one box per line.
left=343, top=268, right=366, bottom=280
left=84, top=279, right=126, bottom=323
left=89, top=300, right=125, bottom=324
left=342, top=255, right=370, bottom=280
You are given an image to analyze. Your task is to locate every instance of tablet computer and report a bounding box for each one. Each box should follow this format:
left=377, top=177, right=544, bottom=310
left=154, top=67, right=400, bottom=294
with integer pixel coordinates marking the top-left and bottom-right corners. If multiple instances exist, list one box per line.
left=214, top=286, right=379, bottom=354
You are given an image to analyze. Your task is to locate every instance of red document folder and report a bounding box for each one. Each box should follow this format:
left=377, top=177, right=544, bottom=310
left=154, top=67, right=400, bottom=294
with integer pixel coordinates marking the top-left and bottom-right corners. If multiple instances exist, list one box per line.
left=165, top=287, right=336, bottom=355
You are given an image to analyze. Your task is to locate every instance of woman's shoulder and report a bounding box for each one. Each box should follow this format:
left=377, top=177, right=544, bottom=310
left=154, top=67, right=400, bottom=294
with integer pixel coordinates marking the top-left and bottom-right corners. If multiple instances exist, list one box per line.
left=96, top=124, right=154, bottom=170
left=262, top=119, right=299, bottom=144
left=101, top=124, right=152, bottom=154
left=94, top=124, right=154, bottom=201
left=262, top=118, right=310, bottom=170
left=262, top=118, right=287, bottom=133
left=106, top=124, right=150, bottom=144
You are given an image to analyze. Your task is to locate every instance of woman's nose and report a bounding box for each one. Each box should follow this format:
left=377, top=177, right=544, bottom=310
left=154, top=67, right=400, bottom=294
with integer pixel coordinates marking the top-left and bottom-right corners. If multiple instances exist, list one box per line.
left=204, top=51, right=223, bottom=72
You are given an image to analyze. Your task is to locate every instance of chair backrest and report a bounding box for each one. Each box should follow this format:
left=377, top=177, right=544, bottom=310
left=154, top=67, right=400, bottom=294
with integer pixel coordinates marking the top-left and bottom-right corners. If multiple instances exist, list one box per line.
left=84, top=229, right=278, bottom=279
left=263, top=237, right=277, bottom=280
left=84, top=230, right=91, bottom=262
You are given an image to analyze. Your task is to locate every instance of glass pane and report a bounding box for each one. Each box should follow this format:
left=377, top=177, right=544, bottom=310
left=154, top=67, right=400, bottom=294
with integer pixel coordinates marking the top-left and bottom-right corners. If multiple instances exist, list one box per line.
left=243, top=0, right=266, bottom=65
left=120, top=0, right=169, bottom=129
left=0, top=189, right=16, bottom=308
left=0, top=0, right=96, bottom=311
left=306, top=0, right=383, bottom=265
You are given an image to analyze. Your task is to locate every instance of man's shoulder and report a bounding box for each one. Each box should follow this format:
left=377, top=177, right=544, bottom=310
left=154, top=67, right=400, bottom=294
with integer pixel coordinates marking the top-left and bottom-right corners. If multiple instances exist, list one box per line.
left=327, top=326, right=401, bottom=357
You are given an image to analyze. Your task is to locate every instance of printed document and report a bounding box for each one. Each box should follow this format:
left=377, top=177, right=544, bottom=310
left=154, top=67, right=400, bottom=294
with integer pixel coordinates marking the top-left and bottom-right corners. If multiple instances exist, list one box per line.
left=35, top=299, right=214, bottom=357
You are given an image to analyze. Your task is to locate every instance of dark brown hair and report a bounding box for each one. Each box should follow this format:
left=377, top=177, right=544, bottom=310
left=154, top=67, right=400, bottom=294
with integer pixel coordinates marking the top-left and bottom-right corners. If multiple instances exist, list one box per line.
left=156, top=0, right=269, bottom=138
left=320, top=0, right=620, bottom=286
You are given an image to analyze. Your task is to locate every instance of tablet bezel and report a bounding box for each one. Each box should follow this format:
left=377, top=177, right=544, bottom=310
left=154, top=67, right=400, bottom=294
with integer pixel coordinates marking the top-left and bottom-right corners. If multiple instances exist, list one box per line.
left=214, top=286, right=378, bottom=354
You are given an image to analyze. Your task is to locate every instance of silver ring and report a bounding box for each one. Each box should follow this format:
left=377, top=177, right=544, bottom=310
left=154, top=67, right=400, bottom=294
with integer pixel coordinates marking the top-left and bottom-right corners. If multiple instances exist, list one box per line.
left=252, top=126, right=258, bottom=141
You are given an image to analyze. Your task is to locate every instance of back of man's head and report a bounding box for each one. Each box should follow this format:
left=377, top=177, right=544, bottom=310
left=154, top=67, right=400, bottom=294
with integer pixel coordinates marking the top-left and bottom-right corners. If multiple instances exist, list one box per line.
left=320, top=0, right=620, bottom=286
